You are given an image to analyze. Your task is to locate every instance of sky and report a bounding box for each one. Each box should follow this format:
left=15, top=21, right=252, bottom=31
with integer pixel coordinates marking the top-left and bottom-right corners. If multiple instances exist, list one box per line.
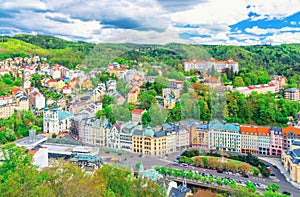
left=1, top=0, right=300, bottom=45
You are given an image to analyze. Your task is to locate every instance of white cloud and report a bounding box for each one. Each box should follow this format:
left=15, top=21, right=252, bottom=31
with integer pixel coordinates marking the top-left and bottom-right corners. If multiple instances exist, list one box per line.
left=245, top=26, right=269, bottom=35
left=247, top=0, right=300, bottom=20
left=265, top=32, right=300, bottom=44
left=245, top=26, right=300, bottom=35
left=2, top=0, right=47, bottom=10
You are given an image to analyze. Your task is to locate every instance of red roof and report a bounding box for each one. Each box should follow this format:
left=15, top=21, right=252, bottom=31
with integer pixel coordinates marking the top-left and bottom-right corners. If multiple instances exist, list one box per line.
left=129, top=89, right=137, bottom=94
left=12, top=87, right=22, bottom=95
left=132, top=109, right=145, bottom=115
left=63, top=85, right=71, bottom=90
left=48, top=79, right=56, bottom=83
left=28, top=150, right=38, bottom=155
left=176, top=81, right=183, bottom=84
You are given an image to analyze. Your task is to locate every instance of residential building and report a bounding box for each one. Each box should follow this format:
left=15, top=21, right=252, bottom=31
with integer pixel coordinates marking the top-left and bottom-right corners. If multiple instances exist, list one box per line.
left=282, top=141, right=300, bottom=184
left=169, top=79, right=184, bottom=89
left=163, top=94, right=176, bottom=109
left=162, top=88, right=180, bottom=99
left=132, top=126, right=168, bottom=156
left=14, top=91, right=29, bottom=111
left=284, top=88, right=300, bottom=101
left=78, top=117, right=110, bottom=146
left=107, top=62, right=128, bottom=78
left=209, top=120, right=241, bottom=153
left=233, top=83, right=277, bottom=96
left=92, top=83, right=106, bottom=102
left=28, top=88, right=45, bottom=110
left=107, top=123, right=122, bottom=149
left=240, top=126, right=259, bottom=154
left=257, top=127, right=271, bottom=155
left=62, top=85, right=72, bottom=94
left=43, top=104, right=73, bottom=134
left=270, top=127, right=283, bottom=156
left=128, top=89, right=139, bottom=103
left=77, top=102, right=102, bottom=117
left=203, top=77, right=222, bottom=89
left=183, top=57, right=239, bottom=73
left=282, top=126, right=300, bottom=150
left=163, top=122, right=189, bottom=151
left=120, top=121, right=140, bottom=151
left=0, top=103, right=15, bottom=118
left=131, top=109, right=146, bottom=123
left=185, top=121, right=209, bottom=151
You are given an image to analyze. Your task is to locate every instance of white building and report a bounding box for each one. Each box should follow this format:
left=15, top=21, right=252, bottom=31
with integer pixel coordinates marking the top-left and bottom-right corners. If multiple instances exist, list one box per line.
left=184, top=57, right=239, bottom=73
left=43, top=104, right=73, bottom=134
left=107, top=123, right=122, bottom=149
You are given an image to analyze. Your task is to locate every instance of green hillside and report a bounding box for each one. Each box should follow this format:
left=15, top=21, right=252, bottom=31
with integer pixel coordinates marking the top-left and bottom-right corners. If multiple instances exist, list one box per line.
left=0, top=34, right=299, bottom=79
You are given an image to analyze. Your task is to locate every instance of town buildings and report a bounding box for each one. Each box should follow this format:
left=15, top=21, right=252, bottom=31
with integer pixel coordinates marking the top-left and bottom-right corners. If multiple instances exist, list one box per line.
left=284, top=88, right=300, bottom=101
left=183, top=57, right=239, bottom=73
left=131, top=109, right=146, bottom=123
left=282, top=126, right=300, bottom=150
left=233, top=83, right=277, bottom=96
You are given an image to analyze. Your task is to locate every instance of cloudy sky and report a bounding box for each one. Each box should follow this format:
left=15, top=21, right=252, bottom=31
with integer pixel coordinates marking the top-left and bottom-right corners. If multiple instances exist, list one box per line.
left=1, top=0, right=300, bottom=45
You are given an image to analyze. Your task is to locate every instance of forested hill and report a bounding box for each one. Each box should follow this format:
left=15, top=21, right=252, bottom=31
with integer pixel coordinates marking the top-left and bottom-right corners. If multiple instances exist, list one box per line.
left=0, top=34, right=299, bottom=78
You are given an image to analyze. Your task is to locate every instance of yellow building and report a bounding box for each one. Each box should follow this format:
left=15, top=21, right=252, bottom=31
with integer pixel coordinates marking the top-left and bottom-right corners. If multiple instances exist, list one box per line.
left=162, top=88, right=180, bottom=99
left=164, top=94, right=176, bottom=109
left=55, top=80, right=66, bottom=90
left=282, top=142, right=300, bottom=184
left=128, top=89, right=139, bottom=103
left=132, top=126, right=168, bottom=156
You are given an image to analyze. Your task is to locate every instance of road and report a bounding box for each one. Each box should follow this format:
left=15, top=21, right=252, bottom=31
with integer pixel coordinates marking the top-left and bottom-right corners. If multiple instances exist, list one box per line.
left=98, top=149, right=297, bottom=196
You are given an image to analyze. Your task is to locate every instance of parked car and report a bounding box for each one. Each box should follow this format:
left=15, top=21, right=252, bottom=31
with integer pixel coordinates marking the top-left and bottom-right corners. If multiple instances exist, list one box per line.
left=242, top=174, right=249, bottom=178
left=172, top=162, right=179, bottom=166
left=282, top=191, right=291, bottom=196
left=217, top=169, right=223, bottom=173
left=180, top=163, right=188, bottom=168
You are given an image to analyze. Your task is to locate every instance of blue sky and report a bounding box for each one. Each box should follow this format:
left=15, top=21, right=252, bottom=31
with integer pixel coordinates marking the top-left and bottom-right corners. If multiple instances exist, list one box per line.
left=0, top=0, right=300, bottom=45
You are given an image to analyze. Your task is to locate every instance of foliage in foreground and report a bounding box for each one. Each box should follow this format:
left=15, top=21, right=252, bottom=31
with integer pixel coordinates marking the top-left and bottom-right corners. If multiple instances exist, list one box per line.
left=0, top=144, right=165, bottom=197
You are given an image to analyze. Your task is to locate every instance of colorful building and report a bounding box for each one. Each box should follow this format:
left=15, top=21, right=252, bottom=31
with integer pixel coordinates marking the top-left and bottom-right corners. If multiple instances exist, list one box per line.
left=270, top=127, right=283, bottom=156
left=209, top=120, right=241, bottom=153
left=132, top=126, right=168, bottom=156
left=282, top=126, right=300, bottom=150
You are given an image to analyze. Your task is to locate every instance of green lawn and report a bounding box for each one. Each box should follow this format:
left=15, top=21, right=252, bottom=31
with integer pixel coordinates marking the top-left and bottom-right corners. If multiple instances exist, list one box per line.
left=227, top=159, right=243, bottom=166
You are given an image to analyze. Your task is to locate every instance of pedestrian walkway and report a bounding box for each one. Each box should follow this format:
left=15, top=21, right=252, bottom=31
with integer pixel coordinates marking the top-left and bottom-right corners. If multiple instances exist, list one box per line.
left=259, top=157, right=300, bottom=189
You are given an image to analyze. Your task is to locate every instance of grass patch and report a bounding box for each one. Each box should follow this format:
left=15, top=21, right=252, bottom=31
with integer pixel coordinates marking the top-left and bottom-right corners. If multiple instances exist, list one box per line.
left=227, top=159, right=243, bottom=166
left=100, top=149, right=124, bottom=155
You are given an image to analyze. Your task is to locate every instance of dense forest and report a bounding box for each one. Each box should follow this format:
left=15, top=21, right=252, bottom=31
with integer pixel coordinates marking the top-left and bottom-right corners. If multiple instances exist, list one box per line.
left=0, top=34, right=299, bottom=79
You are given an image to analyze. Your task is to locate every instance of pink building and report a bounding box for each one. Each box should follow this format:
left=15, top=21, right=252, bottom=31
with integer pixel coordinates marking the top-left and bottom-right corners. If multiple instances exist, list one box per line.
left=270, top=127, right=283, bottom=156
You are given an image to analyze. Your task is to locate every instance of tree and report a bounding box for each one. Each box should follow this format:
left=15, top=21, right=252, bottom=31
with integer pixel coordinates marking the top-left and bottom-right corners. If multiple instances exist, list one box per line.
left=194, top=156, right=204, bottom=167
left=116, top=79, right=131, bottom=96
left=194, top=174, right=201, bottom=181
left=208, top=176, right=214, bottom=184
left=173, top=169, right=179, bottom=177
left=167, top=168, right=173, bottom=176
left=223, top=178, right=229, bottom=186
left=216, top=177, right=223, bottom=185
left=239, top=163, right=251, bottom=174
left=266, top=183, right=280, bottom=193
left=161, top=166, right=167, bottom=174
left=148, top=104, right=166, bottom=127
left=233, top=76, right=245, bottom=88
left=139, top=91, right=157, bottom=110
left=96, top=110, right=106, bottom=119
left=141, top=111, right=151, bottom=126
left=187, top=171, right=193, bottom=179
left=180, top=170, right=186, bottom=178
left=201, top=176, right=207, bottom=184
left=246, top=182, right=256, bottom=192
left=207, top=157, right=218, bottom=169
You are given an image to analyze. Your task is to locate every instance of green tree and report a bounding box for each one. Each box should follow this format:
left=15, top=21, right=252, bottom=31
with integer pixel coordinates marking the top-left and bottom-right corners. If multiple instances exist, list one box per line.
left=266, top=183, right=280, bottom=193
left=233, top=76, right=245, bottom=88
left=148, top=104, right=166, bottom=127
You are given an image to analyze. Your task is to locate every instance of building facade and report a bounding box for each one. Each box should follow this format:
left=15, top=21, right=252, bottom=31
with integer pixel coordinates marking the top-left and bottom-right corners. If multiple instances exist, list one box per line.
left=270, top=127, right=283, bottom=156
left=43, top=105, right=73, bottom=134
left=132, top=126, right=168, bottom=156
left=282, top=144, right=300, bottom=184
left=284, top=88, right=300, bottom=101
left=209, top=120, right=241, bottom=153
left=282, top=126, right=300, bottom=150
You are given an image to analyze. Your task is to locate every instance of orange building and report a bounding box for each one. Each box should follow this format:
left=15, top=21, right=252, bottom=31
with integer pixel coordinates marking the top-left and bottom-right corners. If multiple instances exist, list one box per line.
left=240, top=126, right=270, bottom=155
left=282, top=126, right=300, bottom=150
